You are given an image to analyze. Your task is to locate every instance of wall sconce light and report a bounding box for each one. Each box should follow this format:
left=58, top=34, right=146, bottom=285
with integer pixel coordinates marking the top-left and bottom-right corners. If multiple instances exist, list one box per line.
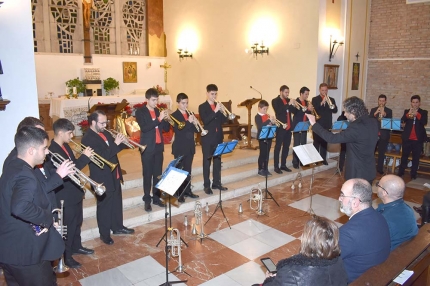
left=249, top=42, right=269, bottom=59
left=329, top=35, right=344, bottom=62
left=177, top=49, right=193, bottom=60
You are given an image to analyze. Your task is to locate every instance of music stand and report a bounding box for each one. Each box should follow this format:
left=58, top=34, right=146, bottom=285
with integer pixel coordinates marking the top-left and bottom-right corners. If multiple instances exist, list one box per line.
left=259, top=125, right=279, bottom=207
left=205, top=140, right=239, bottom=228
left=292, top=143, right=323, bottom=216
left=330, top=120, right=349, bottom=176
left=380, top=118, right=403, bottom=174
left=237, top=97, right=261, bottom=150
left=155, top=165, right=189, bottom=285
left=291, top=122, right=310, bottom=189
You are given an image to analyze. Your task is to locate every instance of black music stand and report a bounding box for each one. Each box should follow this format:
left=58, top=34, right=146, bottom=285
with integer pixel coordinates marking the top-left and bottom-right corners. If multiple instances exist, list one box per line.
left=237, top=97, right=261, bottom=150
left=205, top=140, right=239, bottom=228
left=155, top=164, right=189, bottom=286
left=259, top=125, right=279, bottom=207
left=381, top=118, right=403, bottom=174
left=330, top=120, right=349, bottom=177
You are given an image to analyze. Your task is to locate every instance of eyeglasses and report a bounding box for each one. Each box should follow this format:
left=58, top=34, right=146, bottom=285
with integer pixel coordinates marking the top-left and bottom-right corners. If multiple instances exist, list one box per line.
left=339, top=192, right=362, bottom=202
left=377, top=183, right=388, bottom=195
left=97, top=121, right=107, bottom=126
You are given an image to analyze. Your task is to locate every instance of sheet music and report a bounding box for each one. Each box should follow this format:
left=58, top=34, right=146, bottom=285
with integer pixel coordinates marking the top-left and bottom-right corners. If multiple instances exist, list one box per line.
left=292, top=143, right=323, bottom=165
left=393, top=270, right=413, bottom=285
left=156, top=167, right=188, bottom=196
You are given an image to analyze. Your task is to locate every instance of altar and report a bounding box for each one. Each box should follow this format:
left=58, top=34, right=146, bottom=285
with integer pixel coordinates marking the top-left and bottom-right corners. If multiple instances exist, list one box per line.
left=49, top=94, right=172, bottom=136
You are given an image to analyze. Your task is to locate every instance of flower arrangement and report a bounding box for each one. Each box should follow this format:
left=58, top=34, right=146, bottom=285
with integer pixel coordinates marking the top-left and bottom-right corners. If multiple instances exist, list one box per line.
left=66, top=78, right=86, bottom=96
left=153, top=85, right=167, bottom=95
left=77, top=119, right=90, bottom=134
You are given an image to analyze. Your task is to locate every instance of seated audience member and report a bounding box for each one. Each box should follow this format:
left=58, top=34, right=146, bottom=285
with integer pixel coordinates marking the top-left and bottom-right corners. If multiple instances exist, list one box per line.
left=339, top=178, right=391, bottom=283
left=260, top=216, right=347, bottom=286
left=376, top=175, right=418, bottom=250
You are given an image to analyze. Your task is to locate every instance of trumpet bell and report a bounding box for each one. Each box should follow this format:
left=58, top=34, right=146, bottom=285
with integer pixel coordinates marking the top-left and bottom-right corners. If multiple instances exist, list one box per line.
left=54, top=256, right=69, bottom=273
left=94, top=184, right=106, bottom=196
left=178, top=122, right=186, bottom=130
left=201, top=129, right=208, bottom=136
left=228, top=113, right=236, bottom=120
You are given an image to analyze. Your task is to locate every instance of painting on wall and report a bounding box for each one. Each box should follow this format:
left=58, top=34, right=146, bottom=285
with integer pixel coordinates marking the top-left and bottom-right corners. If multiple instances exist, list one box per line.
left=351, top=63, right=360, bottom=90
left=323, top=64, right=339, bottom=89
left=123, top=62, right=137, bottom=83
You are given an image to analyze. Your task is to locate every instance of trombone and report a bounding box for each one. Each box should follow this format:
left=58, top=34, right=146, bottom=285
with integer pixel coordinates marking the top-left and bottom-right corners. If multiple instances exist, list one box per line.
left=186, top=109, right=208, bottom=136
left=48, top=150, right=106, bottom=196
left=156, top=106, right=186, bottom=130
left=69, top=139, right=117, bottom=172
left=215, top=100, right=236, bottom=120
left=104, top=129, right=147, bottom=153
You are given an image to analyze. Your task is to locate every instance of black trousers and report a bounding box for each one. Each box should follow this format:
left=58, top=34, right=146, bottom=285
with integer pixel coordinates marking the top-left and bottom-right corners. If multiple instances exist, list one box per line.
left=376, top=138, right=389, bottom=172
left=258, top=139, right=272, bottom=170
left=141, top=143, right=163, bottom=204
left=97, top=182, right=124, bottom=239
left=175, top=153, right=194, bottom=194
left=339, top=143, right=346, bottom=170
left=202, top=143, right=221, bottom=188
left=398, top=140, right=423, bottom=178
left=63, top=200, right=83, bottom=258
left=0, top=261, right=56, bottom=286
left=292, top=132, right=307, bottom=167
left=274, top=128, right=292, bottom=168
left=313, top=131, right=328, bottom=161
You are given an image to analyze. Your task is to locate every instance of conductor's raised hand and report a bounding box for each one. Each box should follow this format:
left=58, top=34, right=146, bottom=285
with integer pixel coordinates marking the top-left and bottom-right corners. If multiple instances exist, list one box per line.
left=306, top=113, right=316, bottom=125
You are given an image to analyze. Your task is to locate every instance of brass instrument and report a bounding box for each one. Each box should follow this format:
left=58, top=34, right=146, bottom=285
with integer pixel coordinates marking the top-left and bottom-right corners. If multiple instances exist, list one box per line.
left=167, top=228, right=186, bottom=273
left=156, top=106, right=186, bottom=130
left=378, top=104, right=384, bottom=121
left=52, top=200, right=69, bottom=273
left=250, top=187, right=264, bottom=216
left=312, top=107, right=321, bottom=120
left=325, top=95, right=335, bottom=110
left=215, top=100, right=236, bottom=120
left=48, top=151, right=106, bottom=196
left=186, top=109, right=208, bottom=136
left=293, top=100, right=307, bottom=112
left=291, top=172, right=303, bottom=190
left=407, top=108, right=416, bottom=119
left=104, top=129, right=147, bottom=153
left=241, top=134, right=248, bottom=146
left=194, top=201, right=202, bottom=225
left=69, top=139, right=117, bottom=171
left=270, top=115, right=287, bottom=129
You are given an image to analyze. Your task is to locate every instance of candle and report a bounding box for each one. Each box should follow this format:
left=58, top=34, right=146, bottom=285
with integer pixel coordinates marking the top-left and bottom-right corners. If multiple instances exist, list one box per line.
left=73, top=87, right=77, bottom=94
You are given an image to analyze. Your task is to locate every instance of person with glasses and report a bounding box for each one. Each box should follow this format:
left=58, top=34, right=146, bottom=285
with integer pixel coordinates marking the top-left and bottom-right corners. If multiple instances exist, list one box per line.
left=338, top=178, right=390, bottom=283
left=82, top=110, right=135, bottom=245
left=376, top=175, right=418, bottom=250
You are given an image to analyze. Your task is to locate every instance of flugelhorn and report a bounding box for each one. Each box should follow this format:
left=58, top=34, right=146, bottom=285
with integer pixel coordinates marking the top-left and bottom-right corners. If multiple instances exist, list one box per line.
left=186, top=109, right=208, bottom=136
left=156, top=106, right=186, bottom=130
left=69, top=139, right=117, bottom=171
left=215, top=100, right=236, bottom=120
left=104, top=129, right=147, bottom=153
left=48, top=151, right=106, bottom=196
left=52, top=200, right=68, bottom=273
left=325, top=95, right=335, bottom=110
left=250, top=187, right=264, bottom=216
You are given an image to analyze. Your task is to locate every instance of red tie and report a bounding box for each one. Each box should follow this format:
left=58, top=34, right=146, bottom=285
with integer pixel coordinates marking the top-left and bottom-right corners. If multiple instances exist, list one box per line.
left=61, top=145, right=71, bottom=159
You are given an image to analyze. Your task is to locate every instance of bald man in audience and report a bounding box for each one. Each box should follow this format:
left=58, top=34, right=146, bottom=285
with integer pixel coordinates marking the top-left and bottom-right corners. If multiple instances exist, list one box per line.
left=376, top=175, right=418, bottom=250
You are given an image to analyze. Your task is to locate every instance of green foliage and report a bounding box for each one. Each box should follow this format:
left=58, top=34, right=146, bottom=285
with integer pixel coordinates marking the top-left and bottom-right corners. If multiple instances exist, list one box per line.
left=65, top=78, right=86, bottom=95
left=103, top=77, right=120, bottom=94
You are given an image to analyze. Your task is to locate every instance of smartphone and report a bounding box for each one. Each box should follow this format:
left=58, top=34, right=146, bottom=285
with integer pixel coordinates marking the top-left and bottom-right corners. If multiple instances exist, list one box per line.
left=261, top=257, right=277, bottom=274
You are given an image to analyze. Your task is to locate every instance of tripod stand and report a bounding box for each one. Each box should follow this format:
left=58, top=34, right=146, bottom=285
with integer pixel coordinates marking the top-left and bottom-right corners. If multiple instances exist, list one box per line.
left=291, top=121, right=310, bottom=191
left=328, top=120, right=348, bottom=181
left=259, top=125, right=279, bottom=206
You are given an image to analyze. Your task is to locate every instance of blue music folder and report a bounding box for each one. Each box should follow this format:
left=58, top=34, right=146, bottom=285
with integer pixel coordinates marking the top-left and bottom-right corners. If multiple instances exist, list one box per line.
left=381, top=118, right=402, bottom=131
left=293, top=121, right=310, bottom=132
left=213, top=140, right=239, bottom=156
left=259, top=125, right=277, bottom=140
left=332, top=120, right=349, bottom=131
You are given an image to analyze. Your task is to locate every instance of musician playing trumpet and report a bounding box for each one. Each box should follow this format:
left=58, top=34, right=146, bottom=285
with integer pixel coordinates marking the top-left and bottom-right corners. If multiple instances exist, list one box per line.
left=369, top=94, right=392, bottom=174
left=291, top=87, right=313, bottom=169
left=398, top=95, right=428, bottom=180
left=255, top=100, right=276, bottom=177
left=171, top=93, right=200, bottom=202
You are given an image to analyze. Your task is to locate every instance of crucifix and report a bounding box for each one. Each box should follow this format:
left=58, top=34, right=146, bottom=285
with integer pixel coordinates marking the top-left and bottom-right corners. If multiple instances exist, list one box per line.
left=160, top=61, right=172, bottom=94
left=355, top=52, right=360, bottom=61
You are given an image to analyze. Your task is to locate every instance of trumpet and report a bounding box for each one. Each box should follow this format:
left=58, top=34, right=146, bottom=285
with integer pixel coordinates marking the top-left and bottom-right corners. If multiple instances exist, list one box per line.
left=325, top=95, right=335, bottom=110
left=250, top=187, right=264, bottom=215
left=167, top=228, right=185, bottom=273
left=194, top=201, right=202, bottom=225
left=156, top=107, right=186, bottom=130
left=312, top=108, right=321, bottom=120
left=378, top=104, right=385, bottom=121
left=215, top=100, right=236, bottom=120
left=407, top=108, right=416, bottom=119
left=186, top=109, right=208, bottom=136
left=48, top=150, right=106, bottom=196
left=69, top=139, right=117, bottom=171
left=270, top=115, right=287, bottom=129
left=52, top=200, right=69, bottom=273
left=293, top=100, right=308, bottom=112
left=104, top=129, right=147, bottom=153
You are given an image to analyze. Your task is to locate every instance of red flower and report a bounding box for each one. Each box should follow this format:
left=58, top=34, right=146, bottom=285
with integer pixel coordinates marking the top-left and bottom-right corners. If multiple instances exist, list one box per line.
left=133, top=102, right=146, bottom=109
left=78, top=120, right=89, bottom=127
left=157, top=103, right=167, bottom=109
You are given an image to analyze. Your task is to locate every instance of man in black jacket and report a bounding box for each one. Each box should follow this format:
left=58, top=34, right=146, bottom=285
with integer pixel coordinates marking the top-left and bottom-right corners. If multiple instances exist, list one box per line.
left=311, top=83, right=338, bottom=165
left=271, top=85, right=294, bottom=174
left=82, top=110, right=134, bottom=245
left=369, top=94, right=393, bottom=174
left=198, top=84, right=228, bottom=194
left=135, top=88, right=170, bottom=212
left=398, top=95, right=428, bottom=180
left=307, top=96, right=379, bottom=185
left=49, top=118, right=94, bottom=268
left=0, top=127, right=72, bottom=286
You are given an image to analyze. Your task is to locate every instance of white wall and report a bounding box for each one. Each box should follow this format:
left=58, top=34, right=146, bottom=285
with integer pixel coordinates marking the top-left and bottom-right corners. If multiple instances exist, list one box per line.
left=0, top=0, right=39, bottom=174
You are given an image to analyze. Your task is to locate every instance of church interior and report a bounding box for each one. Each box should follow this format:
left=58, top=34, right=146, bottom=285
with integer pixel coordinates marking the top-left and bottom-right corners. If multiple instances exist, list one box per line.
left=0, top=0, right=430, bottom=285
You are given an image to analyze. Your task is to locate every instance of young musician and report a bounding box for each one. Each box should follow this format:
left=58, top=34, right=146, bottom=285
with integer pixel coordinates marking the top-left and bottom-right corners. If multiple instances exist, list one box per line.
left=82, top=110, right=134, bottom=245
left=171, top=93, right=199, bottom=202
left=49, top=118, right=94, bottom=268
left=291, top=87, right=313, bottom=169
left=370, top=94, right=393, bottom=174
left=398, top=95, right=428, bottom=180
left=311, top=83, right=338, bottom=165
left=135, top=88, right=170, bottom=212
left=272, top=85, right=294, bottom=174
left=255, top=100, right=276, bottom=177
left=198, top=84, right=228, bottom=195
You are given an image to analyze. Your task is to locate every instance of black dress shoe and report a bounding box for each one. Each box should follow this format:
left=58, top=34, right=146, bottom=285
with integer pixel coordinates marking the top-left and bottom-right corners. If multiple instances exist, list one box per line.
left=280, top=166, right=292, bottom=172
left=145, top=203, right=152, bottom=212
left=73, top=247, right=94, bottom=255
left=113, top=227, right=135, bottom=235
left=322, top=161, right=329, bottom=165
left=212, top=184, right=228, bottom=191
left=64, top=257, right=81, bottom=269
left=204, top=187, right=213, bottom=194
left=274, top=168, right=283, bottom=174
left=185, top=192, right=199, bottom=198
left=178, top=197, right=185, bottom=203
left=153, top=200, right=165, bottom=208
left=100, top=236, right=114, bottom=245
left=292, top=165, right=299, bottom=170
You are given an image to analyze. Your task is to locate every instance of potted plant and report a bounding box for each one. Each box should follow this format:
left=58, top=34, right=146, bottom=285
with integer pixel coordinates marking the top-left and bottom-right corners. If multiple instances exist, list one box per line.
left=65, top=77, right=86, bottom=96
left=103, top=77, right=119, bottom=95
